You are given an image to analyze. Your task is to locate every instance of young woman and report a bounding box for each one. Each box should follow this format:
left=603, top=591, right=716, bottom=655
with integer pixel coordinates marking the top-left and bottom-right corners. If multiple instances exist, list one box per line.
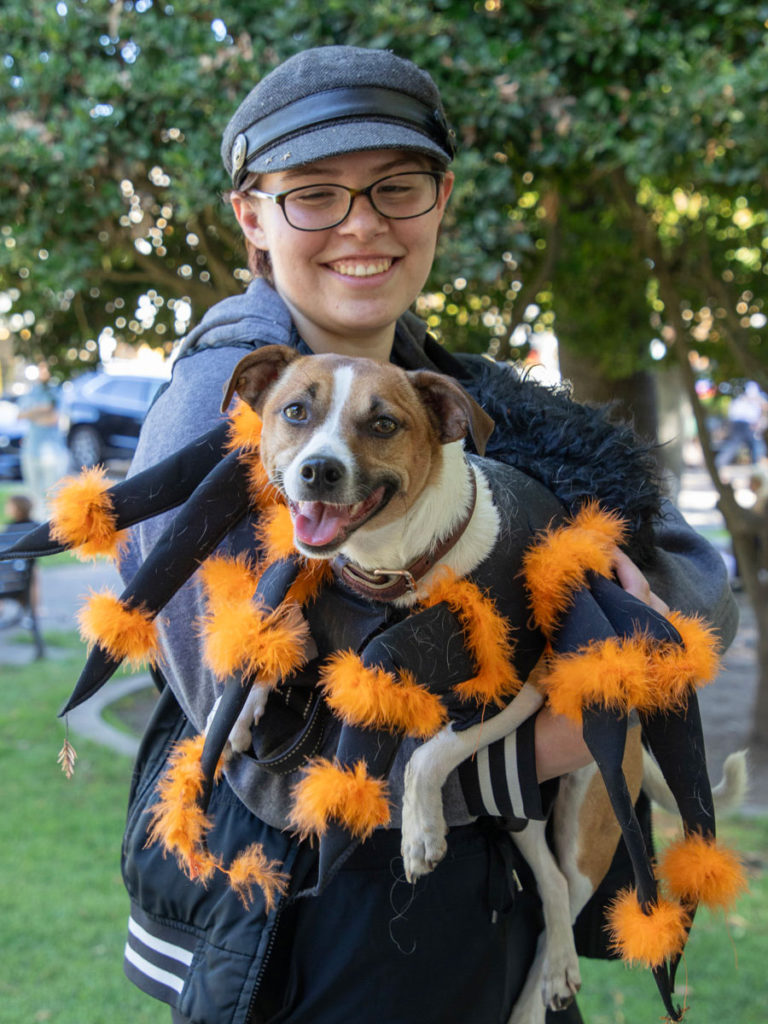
left=121, top=46, right=737, bottom=1024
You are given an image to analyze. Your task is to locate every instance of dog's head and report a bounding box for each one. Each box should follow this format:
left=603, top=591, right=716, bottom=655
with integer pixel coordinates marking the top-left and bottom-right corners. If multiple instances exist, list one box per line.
left=222, top=345, right=494, bottom=558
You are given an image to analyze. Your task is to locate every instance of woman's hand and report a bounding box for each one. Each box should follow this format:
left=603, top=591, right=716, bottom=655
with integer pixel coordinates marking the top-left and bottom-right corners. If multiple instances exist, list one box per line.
left=611, top=548, right=669, bottom=616
left=534, top=707, right=592, bottom=782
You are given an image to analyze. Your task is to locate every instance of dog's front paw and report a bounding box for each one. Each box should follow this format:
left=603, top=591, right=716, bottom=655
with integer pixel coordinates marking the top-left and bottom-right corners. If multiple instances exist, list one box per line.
left=541, top=947, right=581, bottom=1013
left=401, top=764, right=448, bottom=882
left=229, top=683, right=271, bottom=754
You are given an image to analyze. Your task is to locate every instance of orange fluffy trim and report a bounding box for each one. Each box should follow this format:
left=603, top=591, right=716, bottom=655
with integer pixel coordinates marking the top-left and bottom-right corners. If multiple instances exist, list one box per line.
left=199, top=554, right=259, bottom=611
left=226, top=843, right=289, bottom=911
left=421, top=573, right=521, bottom=706
left=244, top=452, right=281, bottom=510
left=225, top=399, right=263, bottom=451
left=605, top=889, right=689, bottom=967
left=320, top=651, right=448, bottom=739
left=145, top=735, right=220, bottom=883
left=286, top=560, right=334, bottom=606
left=650, top=613, right=720, bottom=709
left=541, top=636, right=651, bottom=722
left=49, top=467, right=127, bottom=561
left=289, top=759, right=390, bottom=840
left=253, top=505, right=332, bottom=605
left=77, top=590, right=158, bottom=667
left=523, top=503, right=627, bottom=636
left=255, top=503, right=298, bottom=562
left=658, top=834, right=747, bottom=909
left=201, top=598, right=310, bottom=680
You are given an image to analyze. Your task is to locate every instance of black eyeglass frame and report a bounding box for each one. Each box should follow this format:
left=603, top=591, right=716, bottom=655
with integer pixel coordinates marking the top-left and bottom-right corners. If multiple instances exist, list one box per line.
left=245, top=171, right=445, bottom=232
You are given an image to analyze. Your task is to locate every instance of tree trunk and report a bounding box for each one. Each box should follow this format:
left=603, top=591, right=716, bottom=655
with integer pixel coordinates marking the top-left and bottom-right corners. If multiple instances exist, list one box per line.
left=555, top=346, right=687, bottom=495
left=557, top=346, right=659, bottom=441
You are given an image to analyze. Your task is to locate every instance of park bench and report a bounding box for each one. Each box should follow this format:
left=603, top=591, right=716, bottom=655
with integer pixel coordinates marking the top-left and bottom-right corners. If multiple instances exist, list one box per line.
left=0, top=522, right=45, bottom=660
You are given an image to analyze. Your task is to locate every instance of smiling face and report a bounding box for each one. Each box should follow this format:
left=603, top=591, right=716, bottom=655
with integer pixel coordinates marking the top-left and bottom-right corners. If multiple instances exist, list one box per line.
left=231, top=150, right=453, bottom=361
left=258, top=355, right=440, bottom=555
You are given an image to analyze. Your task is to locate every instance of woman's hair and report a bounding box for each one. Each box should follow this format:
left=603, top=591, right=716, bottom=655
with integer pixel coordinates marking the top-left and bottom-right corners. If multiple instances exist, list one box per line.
left=227, top=173, right=272, bottom=283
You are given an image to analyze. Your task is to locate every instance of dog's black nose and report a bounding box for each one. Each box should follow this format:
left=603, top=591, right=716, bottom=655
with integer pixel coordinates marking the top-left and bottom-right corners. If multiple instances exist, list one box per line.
left=299, top=456, right=346, bottom=491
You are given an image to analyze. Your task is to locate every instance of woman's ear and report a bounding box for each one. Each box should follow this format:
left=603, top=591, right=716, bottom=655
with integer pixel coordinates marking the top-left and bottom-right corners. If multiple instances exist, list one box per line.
left=231, top=194, right=269, bottom=251
left=436, top=170, right=454, bottom=216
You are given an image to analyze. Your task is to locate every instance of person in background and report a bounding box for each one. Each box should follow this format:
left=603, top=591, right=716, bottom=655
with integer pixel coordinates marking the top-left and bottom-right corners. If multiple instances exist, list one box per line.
left=17, top=360, right=70, bottom=519
left=0, top=493, right=44, bottom=658
left=715, top=379, right=768, bottom=469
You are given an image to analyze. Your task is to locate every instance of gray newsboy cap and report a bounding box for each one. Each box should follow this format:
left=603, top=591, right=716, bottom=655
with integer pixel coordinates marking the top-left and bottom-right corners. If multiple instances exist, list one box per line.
left=221, top=46, right=456, bottom=188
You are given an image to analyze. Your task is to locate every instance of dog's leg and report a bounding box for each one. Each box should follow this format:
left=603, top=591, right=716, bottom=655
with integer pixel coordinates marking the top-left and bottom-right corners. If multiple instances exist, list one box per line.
left=508, top=820, right=581, bottom=1024
left=402, top=683, right=544, bottom=882
left=228, top=682, right=272, bottom=752
left=204, top=680, right=272, bottom=762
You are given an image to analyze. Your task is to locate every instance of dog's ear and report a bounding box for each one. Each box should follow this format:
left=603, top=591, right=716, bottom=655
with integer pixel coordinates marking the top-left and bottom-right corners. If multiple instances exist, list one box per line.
left=221, top=345, right=300, bottom=414
left=408, top=371, right=495, bottom=455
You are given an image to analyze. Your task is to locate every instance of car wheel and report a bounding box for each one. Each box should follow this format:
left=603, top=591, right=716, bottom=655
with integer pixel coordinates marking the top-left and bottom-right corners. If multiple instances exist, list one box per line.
left=69, top=426, right=103, bottom=468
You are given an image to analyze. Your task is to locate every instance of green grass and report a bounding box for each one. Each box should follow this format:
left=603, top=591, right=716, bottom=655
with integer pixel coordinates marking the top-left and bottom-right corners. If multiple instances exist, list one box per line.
left=1, top=635, right=165, bottom=1024
left=2, top=630, right=766, bottom=1023
left=578, top=813, right=768, bottom=1023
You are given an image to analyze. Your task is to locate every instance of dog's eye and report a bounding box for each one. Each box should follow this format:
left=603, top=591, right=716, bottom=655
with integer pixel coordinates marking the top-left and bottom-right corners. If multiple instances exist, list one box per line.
left=370, top=415, right=398, bottom=436
left=283, top=403, right=307, bottom=422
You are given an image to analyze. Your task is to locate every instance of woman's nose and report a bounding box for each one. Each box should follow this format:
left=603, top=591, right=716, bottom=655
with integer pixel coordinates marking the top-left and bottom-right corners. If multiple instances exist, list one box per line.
left=337, top=192, right=388, bottom=237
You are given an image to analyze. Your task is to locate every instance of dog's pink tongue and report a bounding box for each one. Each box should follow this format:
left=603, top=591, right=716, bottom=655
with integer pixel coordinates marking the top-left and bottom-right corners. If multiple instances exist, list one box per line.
left=293, top=502, right=350, bottom=547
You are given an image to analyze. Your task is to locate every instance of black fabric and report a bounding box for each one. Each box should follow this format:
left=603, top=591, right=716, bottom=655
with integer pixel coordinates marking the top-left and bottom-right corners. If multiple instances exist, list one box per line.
left=122, top=683, right=300, bottom=1024
left=253, top=822, right=542, bottom=1024
left=60, top=450, right=253, bottom=715
left=419, top=341, right=662, bottom=567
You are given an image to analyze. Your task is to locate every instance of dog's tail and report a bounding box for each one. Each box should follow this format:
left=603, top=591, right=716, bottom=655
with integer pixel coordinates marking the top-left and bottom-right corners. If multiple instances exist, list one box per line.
left=643, top=748, right=749, bottom=814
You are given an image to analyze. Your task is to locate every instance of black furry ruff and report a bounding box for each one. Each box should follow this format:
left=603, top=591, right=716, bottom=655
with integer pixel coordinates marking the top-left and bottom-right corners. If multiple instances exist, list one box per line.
left=456, top=355, right=663, bottom=567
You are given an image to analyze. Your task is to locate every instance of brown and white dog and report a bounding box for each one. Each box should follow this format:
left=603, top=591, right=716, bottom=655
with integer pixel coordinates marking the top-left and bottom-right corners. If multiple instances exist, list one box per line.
left=222, top=344, right=745, bottom=1024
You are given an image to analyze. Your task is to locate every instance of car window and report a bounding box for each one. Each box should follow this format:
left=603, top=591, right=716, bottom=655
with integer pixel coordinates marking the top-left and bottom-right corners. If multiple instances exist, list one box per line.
left=95, top=378, right=153, bottom=403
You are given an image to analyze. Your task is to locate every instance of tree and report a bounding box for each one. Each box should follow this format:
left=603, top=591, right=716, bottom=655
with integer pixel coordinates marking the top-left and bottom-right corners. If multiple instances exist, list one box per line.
left=3, top=0, right=768, bottom=744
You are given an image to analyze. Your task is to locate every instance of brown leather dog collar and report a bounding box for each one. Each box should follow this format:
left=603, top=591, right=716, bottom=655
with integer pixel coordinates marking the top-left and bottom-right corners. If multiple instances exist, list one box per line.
left=331, top=469, right=477, bottom=602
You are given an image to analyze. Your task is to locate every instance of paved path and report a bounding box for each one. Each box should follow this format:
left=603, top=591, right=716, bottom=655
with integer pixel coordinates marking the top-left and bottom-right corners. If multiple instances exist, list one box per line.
left=2, top=457, right=765, bottom=811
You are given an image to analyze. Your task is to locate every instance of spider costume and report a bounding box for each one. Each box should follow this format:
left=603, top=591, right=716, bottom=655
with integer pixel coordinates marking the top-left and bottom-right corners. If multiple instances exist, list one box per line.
left=3, top=285, right=743, bottom=1024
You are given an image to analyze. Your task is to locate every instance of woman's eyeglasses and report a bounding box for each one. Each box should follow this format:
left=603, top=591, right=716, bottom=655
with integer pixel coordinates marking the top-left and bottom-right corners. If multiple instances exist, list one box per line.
left=247, top=171, right=443, bottom=231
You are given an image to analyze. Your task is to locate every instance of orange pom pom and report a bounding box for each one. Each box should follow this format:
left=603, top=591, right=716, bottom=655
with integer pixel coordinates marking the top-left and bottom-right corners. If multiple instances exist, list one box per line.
left=290, top=759, right=390, bottom=840
left=659, top=834, right=747, bottom=910
left=651, top=613, right=720, bottom=709
left=199, top=554, right=259, bottom=611
left=605, top=888, right=689, bottom=967
left=201, top=598, right=310, bottom=681
left=320, top=651, right=447, bottom=739
left=77, top=590, right=158, bottom=666
left=49, top=467, right=127, bottom=561
left=523, top=503, right=626, bottom=636
left=226, top=843, right=289, bottom=911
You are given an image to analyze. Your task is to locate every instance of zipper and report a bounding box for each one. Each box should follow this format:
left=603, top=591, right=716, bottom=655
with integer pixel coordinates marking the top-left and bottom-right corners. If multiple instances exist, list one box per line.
left=244, top=902, right=284, bottom=1024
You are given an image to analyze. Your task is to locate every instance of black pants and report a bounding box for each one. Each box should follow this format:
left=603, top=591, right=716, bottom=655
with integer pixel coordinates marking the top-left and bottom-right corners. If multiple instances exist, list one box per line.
left=170, top=821, right=584, bottom=1024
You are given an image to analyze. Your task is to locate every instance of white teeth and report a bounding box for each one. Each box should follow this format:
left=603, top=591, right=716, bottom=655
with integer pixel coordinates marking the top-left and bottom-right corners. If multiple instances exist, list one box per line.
left=330, top=259, right=393, bottom=277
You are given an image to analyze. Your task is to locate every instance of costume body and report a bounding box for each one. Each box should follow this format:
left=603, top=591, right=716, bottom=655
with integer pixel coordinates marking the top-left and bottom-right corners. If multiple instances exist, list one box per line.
left=120, top=278, right=737, bottom=1024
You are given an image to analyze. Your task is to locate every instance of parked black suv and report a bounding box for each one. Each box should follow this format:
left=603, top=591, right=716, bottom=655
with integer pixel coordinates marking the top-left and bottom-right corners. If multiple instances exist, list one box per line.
left=60, top=371, right=168, bottom=468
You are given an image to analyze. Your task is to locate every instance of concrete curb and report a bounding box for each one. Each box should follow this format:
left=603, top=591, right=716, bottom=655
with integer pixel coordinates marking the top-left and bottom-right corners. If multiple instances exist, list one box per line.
left=66, top=673, right=151, bottom=758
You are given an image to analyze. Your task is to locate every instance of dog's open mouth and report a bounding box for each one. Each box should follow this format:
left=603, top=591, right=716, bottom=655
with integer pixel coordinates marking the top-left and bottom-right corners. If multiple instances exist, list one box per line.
left=289, top=486, right=388, bottom=550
